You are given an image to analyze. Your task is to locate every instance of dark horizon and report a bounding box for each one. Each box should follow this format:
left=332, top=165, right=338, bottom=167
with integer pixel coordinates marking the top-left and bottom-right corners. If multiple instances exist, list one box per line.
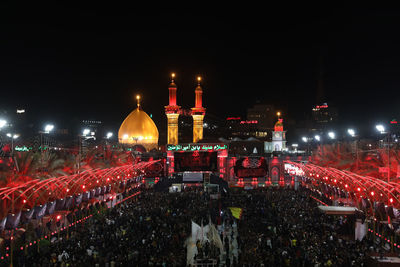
left=1, top=7, right=400, bottom=137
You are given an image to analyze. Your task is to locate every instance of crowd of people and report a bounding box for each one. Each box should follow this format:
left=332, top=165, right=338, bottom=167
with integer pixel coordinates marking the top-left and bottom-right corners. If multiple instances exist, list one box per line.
left=1, top=183, right=393, bottom=266
left=3, top=187, right=217, bottom=266
left=223, top=187, right=374, bottom=266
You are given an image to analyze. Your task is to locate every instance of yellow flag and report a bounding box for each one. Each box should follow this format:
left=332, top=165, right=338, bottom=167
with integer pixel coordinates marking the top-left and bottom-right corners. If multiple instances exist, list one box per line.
left=228, top=207, right=243, bottom=219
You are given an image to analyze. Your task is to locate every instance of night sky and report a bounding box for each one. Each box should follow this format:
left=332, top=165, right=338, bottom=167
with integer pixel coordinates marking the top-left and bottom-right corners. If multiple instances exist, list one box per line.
left=1, top=7, right=400, bottom=136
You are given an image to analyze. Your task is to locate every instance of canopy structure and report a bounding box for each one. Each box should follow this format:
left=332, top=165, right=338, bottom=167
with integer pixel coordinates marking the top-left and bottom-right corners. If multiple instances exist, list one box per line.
left=285, top=161, right=400, bottom=211
left=318, top=206, right=359, bottom=215
left=0, top=160, right=160, bottom=219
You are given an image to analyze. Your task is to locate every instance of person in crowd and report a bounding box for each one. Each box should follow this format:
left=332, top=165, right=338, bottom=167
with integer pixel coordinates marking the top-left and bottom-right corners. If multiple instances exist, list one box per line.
left=1, top=185, right=378, bottom=266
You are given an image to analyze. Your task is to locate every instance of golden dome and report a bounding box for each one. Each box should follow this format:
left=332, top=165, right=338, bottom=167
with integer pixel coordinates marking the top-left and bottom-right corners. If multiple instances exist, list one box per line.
left=118, top=107, right=159, bottom=150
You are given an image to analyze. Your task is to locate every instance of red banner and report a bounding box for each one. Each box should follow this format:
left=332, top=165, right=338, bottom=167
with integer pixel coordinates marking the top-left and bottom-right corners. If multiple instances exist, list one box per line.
left=237, top=168, right=266, bottom=178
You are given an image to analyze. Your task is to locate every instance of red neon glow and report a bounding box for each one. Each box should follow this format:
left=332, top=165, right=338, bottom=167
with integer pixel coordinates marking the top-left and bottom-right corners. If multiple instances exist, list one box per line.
left=0, top=160, right=160, bottom=219
left=240, top=120, right=258, bottom=124
left=284, top=160, right=400, bottom=209
left=226, top=117, right=241, bottom=120
left=169, top=81, right=177, bottom=106
left=274, top=119, right=284, bottom=132
left=315, top=104, right=328, bottom=109
left=195, top=83, right=203, bottom=108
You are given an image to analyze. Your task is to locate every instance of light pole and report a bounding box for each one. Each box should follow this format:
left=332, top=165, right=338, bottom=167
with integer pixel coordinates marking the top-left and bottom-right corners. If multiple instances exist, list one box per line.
left=314, top=135, right=321, bottom=152
left=0, top=119, right=7, bottom=129
left=292, top=143, right=298, bottom=153
left=6, top=133, right=19, bottom=156
left=39, top=124, right=54, bottom=176
left=105, top=132, right=113, bottom=162
left=302, top=136, right=311, bottom=156
left=347, top=128, right=358, bottom=169
left=78, top=129, right=95, bottom=174
left=376, top=124, right=390, bottom=183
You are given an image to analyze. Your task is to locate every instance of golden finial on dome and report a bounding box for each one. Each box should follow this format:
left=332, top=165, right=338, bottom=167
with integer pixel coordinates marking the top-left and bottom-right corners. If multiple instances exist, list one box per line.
left=171, top=72, right=175, bottom=81
left=136, top=94, right=141, bottom=108
left=197, top=76, right=202, bottom=84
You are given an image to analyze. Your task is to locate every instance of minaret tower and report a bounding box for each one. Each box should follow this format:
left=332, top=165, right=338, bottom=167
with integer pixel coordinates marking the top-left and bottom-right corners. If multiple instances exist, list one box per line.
left=165, top=73, right=181, bottom=145
left=191, top=76, right=206, bottom=143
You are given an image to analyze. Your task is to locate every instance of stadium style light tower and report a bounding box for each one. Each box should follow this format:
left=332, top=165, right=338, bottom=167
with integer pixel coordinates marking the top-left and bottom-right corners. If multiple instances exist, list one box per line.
left=39, top=124, right=55, bottom=176
left=376, top=124, right=390, bottom=183
left=0, top=119, right=7, bottom=129
left=347, top=128, right=358, bottom=169
left=6, top=133, right=19, bottom=156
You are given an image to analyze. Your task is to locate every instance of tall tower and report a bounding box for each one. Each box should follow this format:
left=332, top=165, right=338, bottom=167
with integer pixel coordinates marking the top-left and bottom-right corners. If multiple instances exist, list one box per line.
left=191, top=76, right=206, bottom=143
left=165, top=73, right=180, bottom=145
left=272, top=112, right=286, bottom=151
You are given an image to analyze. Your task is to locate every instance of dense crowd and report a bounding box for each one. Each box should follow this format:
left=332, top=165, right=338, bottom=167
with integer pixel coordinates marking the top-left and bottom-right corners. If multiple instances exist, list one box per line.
left=3, top=187, right=216, bottom=266
left=1, top=184, right=391, bottom=266
left=224, top=187, right=373, bottom=266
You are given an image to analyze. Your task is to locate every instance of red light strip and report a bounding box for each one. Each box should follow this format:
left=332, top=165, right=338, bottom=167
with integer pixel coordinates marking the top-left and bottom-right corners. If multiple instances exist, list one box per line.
left=310, top=195, right=328, bottom=206
left=368, top=228, right=400, bottom=248
left=0, top=191, right=142, bottom=261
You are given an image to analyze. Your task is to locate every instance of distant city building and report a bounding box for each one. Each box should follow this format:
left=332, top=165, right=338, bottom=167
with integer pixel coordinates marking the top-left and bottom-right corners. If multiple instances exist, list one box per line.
left=225, top=111, right=275, bottom=139
left=224, top=117, right=267, bottom=139
left=246, top=104, right=275, bottom=136
left=311, top=102, right=338, bottom=128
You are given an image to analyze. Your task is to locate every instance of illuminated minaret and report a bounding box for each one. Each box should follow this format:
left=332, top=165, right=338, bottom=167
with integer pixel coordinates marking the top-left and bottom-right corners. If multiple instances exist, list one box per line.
left=165, top=73, right=180, bottom=145
left=191, top=76, right=206, bottom=143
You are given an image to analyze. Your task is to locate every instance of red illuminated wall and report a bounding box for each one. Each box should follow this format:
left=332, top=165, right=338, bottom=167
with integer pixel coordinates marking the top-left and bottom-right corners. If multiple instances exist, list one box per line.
left=169, top=83, right=177, bottom=106
left=218, top=149, right=228, bottom=180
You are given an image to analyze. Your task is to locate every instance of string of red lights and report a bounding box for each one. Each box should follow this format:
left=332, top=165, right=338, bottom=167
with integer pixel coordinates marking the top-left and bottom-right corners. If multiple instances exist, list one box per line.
left=0, top=191, right=141, bottom=261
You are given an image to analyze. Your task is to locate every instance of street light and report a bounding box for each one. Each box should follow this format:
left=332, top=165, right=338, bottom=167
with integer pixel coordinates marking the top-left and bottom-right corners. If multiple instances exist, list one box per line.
left=301, top=137, right=311, bottom=155
left=347, top=128, right=355, bottom=137
left=44, top=124, right=54, bottom=133
left=376, top=124, right=385, bottom=134
left=39, top=124, right=55, bottom=176
left=6, top=133, right=19, bottom=156
left=314, top=135, right=321, bottom=142
left=106, top=132, right=113, bottom=139
left=328, top=132, right=335, bottom=139
left=0, top=119, right=7, bottom=129
left=376, top=124, right=390, bottom=184
left=347, top=128, right=358, bottom=169
left=78, top=130, right=95, bottom=175
left=292, top=143, right=298, bottom=153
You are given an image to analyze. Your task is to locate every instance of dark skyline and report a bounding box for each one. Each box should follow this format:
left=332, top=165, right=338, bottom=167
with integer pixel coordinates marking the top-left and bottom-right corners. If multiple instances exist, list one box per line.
left=1, top=7, right=400, bottom=135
